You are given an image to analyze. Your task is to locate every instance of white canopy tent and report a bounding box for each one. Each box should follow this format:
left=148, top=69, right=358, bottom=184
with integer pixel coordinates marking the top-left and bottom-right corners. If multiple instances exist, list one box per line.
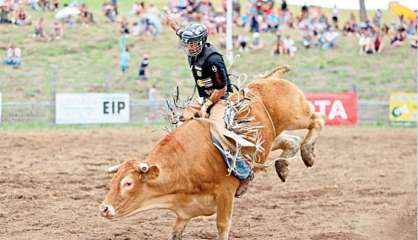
left=285, top=0, right=417, bottom=10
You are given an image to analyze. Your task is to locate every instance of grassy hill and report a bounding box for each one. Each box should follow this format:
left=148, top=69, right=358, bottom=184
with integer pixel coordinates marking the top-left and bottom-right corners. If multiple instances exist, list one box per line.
left=0, top=0, right=416, bottom=104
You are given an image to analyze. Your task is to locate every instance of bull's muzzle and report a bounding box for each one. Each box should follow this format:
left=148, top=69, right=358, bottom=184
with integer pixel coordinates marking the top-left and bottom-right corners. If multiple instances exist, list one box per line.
left=99, top=203, right=115, bottom=219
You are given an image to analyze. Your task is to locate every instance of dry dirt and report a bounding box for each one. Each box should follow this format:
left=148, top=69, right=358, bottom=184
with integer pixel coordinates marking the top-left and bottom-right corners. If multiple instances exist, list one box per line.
left=1, top=126, right=416, bottom=240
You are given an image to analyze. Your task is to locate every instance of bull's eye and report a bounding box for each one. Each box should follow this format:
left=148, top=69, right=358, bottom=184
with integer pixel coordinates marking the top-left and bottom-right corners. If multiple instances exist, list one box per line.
left=121, top=176, right=134, bottom=191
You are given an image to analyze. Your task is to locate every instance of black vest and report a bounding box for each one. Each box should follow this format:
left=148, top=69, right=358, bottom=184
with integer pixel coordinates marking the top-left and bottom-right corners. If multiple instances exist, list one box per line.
left=188, top=43, right=232, bottom=98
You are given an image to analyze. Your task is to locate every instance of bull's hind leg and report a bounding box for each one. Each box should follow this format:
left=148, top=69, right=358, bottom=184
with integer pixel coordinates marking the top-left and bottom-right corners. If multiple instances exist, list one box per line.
left=297, top=112, right=325, bottom=167
left=271, top=133, right=301, bottom=182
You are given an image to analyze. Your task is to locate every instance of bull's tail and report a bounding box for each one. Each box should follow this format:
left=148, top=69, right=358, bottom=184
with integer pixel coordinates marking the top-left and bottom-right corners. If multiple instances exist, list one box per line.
left=262, top=65, right=290, bottom=79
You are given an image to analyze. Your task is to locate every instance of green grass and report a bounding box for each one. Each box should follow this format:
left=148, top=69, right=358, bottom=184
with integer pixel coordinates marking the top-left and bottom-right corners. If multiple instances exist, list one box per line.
left=0, top=1, right=416, bottom=128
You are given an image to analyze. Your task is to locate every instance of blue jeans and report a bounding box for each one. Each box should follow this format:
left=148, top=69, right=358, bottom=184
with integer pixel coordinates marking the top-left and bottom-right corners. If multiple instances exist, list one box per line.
left=4, top=59, right=21, bottom=67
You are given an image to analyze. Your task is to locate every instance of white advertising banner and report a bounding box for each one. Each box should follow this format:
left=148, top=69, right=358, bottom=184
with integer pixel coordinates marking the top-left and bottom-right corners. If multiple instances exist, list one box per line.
left=56, top=93, right=129, bottom=124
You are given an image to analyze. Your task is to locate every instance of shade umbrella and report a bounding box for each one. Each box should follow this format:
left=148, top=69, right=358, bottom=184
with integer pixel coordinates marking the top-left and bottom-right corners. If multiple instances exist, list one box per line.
left=55, top=7, right=80, bottom=19
left=389, top=2, right=417, bottom=22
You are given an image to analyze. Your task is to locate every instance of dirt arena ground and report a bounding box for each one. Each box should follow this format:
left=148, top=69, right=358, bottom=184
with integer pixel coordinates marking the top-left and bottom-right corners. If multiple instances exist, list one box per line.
left=1, top=126, right=416, bottom=240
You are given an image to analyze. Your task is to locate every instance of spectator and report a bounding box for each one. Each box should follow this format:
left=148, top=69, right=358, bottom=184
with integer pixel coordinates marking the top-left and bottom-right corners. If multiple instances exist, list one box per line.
left=373, top=31, right=383, bottom=53
left=79, top=3, right=94, bottom=24
left=390, top=25, right=407, bottom=48
left=103, top=1, right=116, bottom=22
left=120, top=16, right=130, bottom=35
left=373, top=9, right=382, bottom=27
left=331, top=4, right=338, bottom=29
left=34, top=17, right=48, bottom=41
left=238, top=34, right=248, bottom=52
left=112, top=0, right=118, bottom=16
left=50, top=20, right=63, bottom=40
left=301, top=26, right=313, bottom=48
left=3, top=44, right=21, bottom=68
left=250, top=32, right=263, bottom=50
left=28, top=0, right=41, bottom=11
left=138, top=54, right=149, bottom=80
left=51, top=0, right=59, bottom=11
left=0, top=2, right=12, bottom=24
left=283, top=35, right=296, bottom=56
left=273, top=34, right=285, bottom=55
left=411, top=35, right=418, bottom=49
left=119, top=47, right=130, bottom=73
left=14, top=6, right=32, bottom=25
left=359, top=29, right=374, bottom=54
left=322, top=27, right=339, bottom=49
left=147, top=84, right=159, bottom=120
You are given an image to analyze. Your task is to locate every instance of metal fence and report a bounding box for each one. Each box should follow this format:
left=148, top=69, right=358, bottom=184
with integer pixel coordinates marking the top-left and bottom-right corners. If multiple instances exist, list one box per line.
left=0, top=64, right=402, bottom=126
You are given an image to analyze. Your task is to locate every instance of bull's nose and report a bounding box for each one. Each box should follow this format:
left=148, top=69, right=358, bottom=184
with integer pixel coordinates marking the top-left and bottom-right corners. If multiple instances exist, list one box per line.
left=99, top=203, right=115, bottom=218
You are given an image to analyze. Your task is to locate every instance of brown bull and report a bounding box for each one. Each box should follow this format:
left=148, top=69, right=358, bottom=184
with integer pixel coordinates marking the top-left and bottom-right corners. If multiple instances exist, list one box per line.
left=99, top=68, right=324, bottom=240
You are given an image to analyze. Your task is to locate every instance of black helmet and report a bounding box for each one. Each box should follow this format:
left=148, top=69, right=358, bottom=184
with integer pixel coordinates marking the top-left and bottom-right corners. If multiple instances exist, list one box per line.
left=181, top=23, right=208, bottom=57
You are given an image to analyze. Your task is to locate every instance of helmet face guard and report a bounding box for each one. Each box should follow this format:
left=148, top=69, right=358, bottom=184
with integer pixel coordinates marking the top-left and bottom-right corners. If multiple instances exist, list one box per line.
left=181, top=23, right=208, bottom=57
left=182, top=39, right=204, bottom=57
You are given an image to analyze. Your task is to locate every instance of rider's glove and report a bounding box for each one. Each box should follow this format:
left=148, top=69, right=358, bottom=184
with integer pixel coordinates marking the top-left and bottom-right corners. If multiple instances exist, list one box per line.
left=199, top=99, right=213, bottom=118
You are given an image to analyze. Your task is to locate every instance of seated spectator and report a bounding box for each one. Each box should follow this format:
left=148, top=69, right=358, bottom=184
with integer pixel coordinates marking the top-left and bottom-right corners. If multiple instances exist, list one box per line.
left=79, top=3, right=94, bottom=24
left=50, top=20, right=63, bottom=40
left=322, top=27, right=339, bottom=49
left=373, top=31, right=383, bottom=53
left=273, top=34, right=286, bottom=55
left=250, top=32, right=263, bottom=50
left=381, top=23, right=390, bottom=35
left=406, top=20, right=417, bottom=36
left=238, top=34, right=248, bottom=52
left=103, top=1, right=116, bottom=22
left=358, top=30, right=374, bottom=54
left=51, top=0, right=59, bottom=11
left=14, top=6, right=31, bottom=25
left=283, top=35, right=296, bottom=56
left=390, top=27, right=406, bottom=48
left=0, top=2, right=12, bottom=24
left=3, top=44, right=21, bottom=68
left=34, top=17, right=48, bottom=41
left=266, top=13, right=279, bottom=32
left=411, top=35, right=418, bottom=49
left=28, top=0, right=41, bottom=11
left=138, top=53, right=149, bottom=80
left=120, top=16, right=130, bottom=35
left=301, top=26, right=313, bottom=48
left=38, top=0, right=50, bottom=11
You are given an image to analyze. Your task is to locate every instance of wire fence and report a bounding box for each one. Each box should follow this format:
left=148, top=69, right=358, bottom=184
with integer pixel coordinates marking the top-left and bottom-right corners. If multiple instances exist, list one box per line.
left=0, top=64, right=404, bottom=126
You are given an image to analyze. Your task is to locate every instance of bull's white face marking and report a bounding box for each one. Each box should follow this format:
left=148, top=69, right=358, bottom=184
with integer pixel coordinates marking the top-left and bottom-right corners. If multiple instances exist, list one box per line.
left=120, top=175, right=134, bottom=192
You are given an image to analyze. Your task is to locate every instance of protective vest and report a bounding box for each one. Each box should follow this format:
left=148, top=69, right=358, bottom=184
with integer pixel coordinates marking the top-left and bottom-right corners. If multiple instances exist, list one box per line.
left=187, top=43, right=232, bottom=98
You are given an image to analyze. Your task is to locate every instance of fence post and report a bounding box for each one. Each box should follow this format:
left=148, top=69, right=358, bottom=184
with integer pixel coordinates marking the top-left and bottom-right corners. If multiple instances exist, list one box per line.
left=50, top=65, right=57, bottom=125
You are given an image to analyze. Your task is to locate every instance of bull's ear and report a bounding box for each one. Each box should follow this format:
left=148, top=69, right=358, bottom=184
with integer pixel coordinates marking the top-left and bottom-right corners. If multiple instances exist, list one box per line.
left=142, top=165, right=160, bottom=182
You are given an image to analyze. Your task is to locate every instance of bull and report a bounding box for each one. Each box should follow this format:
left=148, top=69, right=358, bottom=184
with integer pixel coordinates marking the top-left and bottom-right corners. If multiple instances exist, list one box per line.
left=99, top=67, right=324, bottom=240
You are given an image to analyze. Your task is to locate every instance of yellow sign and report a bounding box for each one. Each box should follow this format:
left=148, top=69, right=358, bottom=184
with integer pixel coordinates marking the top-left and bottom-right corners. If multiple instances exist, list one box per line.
left=389, top=93, right=417, bottom=122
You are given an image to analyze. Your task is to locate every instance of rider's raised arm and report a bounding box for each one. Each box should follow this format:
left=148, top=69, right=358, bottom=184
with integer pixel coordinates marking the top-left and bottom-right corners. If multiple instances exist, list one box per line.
left=166, top=12, right=183, bottom=37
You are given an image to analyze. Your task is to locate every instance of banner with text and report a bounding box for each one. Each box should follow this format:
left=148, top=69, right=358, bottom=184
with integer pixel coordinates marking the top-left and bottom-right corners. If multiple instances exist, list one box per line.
left=305, top=92, right=358, bottom=125
left=56, top=93, right=129, bottom=124
left=388, top=92, right=417, bottom=122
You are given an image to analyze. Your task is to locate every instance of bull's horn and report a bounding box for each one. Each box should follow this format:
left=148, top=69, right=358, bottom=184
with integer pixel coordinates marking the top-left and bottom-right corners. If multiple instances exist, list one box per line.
left=137, top=162, right=150, bottom=173
left=107, top=164, right=121, bottom=173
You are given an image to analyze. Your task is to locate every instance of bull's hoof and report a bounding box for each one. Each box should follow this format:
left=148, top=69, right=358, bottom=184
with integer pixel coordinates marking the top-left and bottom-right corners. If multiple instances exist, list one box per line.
left=301, top=143, right=315, bottom=167
left=274, top=160, right=289, bottom=182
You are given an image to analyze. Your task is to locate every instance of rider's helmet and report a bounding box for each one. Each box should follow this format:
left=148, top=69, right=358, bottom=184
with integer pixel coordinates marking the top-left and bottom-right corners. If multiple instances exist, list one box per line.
left=180, top=23, right=208, bottom=57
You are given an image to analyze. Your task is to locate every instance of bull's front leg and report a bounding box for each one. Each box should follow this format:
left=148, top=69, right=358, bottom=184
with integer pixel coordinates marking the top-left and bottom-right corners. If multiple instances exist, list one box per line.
left=216, top=182, right=236, bottom=240
left=171, top=217, right=190, bottom=240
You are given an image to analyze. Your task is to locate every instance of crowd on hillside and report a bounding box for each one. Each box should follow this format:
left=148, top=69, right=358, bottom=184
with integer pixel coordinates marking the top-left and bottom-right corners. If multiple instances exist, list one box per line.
left=2, top=0, right=417, bottom=70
